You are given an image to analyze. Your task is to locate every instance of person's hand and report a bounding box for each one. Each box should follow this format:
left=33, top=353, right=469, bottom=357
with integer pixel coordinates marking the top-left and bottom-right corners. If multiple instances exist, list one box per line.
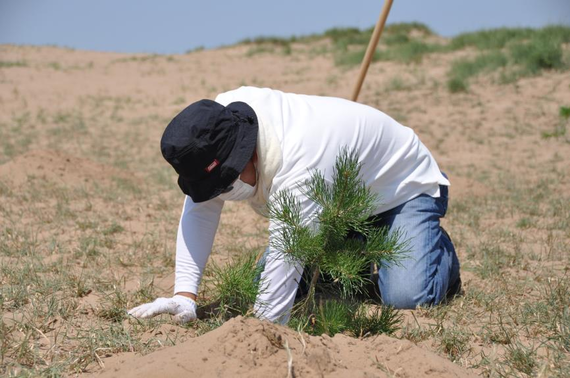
left=128, top=295, right=197, bottom=324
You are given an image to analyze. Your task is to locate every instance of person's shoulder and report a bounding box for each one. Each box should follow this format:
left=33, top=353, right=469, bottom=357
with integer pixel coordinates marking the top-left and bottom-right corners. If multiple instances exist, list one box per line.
left=215, top=86, right=276, bottom=104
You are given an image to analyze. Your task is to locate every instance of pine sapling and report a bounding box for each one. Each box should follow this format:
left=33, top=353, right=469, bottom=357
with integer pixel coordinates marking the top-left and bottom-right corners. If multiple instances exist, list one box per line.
left=268, top=147, right=408, bottom=335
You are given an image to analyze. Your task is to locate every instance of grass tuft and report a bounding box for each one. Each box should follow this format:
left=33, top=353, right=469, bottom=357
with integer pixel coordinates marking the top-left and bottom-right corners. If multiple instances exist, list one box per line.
left=510, top=36, right=565, bottom=74
left=560, top=106, right=570, bottom=120
left=207, top=251, right=265, bottom=317
left=289, top=300, right=401, bottom=338
left=447, top=25, right=570, bottom=91
left=450, top=27, right=536, bottom=50
left=447, top=77, right=469, bottom=93
left=325, top=22, right=442, bottom=66
left=378, top=40, right=445, bottom=64
left=97, top=289, right=129, bottom=322
left=0, top=60, right=28, bottom=68
left=439, top=327, right=471, bottom=361
left=542, top=106, right=569, bottom=140
left=447, top=51, right=508, bottom=92
left=384, top=22, right=434, bottom=36
left=334, top=48, right=380, bottom=67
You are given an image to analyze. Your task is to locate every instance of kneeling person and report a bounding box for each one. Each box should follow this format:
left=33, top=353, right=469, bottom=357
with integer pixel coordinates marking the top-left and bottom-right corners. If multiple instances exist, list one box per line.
left=128, top=86, right=461, bottom=324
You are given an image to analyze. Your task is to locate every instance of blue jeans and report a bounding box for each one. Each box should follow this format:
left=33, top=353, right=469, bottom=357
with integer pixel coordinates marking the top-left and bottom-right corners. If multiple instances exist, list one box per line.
left=372, top=183, right=460, bottom=309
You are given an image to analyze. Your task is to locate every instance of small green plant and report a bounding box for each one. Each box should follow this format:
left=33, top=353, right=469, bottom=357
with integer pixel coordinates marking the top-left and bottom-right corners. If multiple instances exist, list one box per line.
left=334, top=48, right=380, bottom=67
left=557, top=307, right=570, bottom=353
left=0, top=60, right=28, bottom=68
left=207, top=250, right=266, bottom=318
left=447, top=51, right=508, bottom=92
left=438, top=327, right=471, bottom=361
left=510, top=36, right=564, bottom=74
left=240, top=35, right=295, bottom=57
left=385, top=22, right=434, bottom=36
left=450, top=27, right=536, bottom=50
left=504, top=341, right=538, bottom=376
left=447, top=26, right=570, bottom=91
left=385, top=76, right=410, bottom=92
left=447, top=77, right=469, bottom=93
left=289, top=300, right=401, bottom=337
left=185, top=46, right=205, bottom=54
left=542, top=106, right=569, bottom=139
left=325, top=27, right=373, bottom=47
left=268, top=148, right=407, bottom=336
left=560, top=106, right=570, bottom=120
left=102, top=222, right=124, bottom=236
left=325, top=22, right=432, bottom=48
left=450, top=25, right=570, bottom=51
left=377, top=40, right=445, bottom=64
left=97, top=288, right=129, bottom=322
left=516, top=217, right=535, bottom=229
left=245, top=45, right=276, bottom=57
left=325, top=22, right=443, bottom=66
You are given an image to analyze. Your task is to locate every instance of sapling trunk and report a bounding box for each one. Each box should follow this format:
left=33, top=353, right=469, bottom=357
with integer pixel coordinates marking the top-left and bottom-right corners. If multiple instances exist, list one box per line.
left=304, top=265, right=320, bottom=316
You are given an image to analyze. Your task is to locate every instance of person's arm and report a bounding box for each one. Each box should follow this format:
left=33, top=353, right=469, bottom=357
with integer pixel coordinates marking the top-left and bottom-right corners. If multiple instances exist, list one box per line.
left=174, top=195, right=224, bottom=298
left=128, top=195, right=223, bottom=323
left=253, top=222, right=304, bottom=324
left=253, top=185, right=320, bottom=324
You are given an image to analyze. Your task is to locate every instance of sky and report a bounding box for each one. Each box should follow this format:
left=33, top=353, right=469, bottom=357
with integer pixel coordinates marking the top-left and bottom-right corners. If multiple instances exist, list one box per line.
left=1, top=0, right=569, bottom=54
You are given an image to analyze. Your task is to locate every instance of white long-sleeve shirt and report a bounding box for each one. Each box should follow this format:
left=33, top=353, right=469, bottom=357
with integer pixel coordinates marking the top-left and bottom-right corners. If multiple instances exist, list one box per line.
left=174, top=87, right=449, bottom=322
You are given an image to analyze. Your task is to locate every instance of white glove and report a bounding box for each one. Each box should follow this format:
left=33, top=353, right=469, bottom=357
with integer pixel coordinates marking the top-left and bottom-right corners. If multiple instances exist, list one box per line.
left=128, top=295, right=197, bottom=324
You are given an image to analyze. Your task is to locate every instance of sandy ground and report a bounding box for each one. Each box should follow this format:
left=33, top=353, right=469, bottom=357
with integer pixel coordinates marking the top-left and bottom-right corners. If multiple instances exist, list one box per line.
left=1, top=33, right=569, bottom=377
left=94, top=317, right=476, bottom=378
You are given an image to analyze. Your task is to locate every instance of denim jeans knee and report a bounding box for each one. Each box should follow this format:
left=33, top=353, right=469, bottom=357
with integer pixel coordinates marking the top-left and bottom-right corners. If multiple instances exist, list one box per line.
left=374, top=190, right=459, bottom=309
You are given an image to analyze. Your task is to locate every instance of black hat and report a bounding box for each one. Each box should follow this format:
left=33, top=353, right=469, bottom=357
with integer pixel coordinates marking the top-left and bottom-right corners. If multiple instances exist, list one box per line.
left=161, top=99, right=258, bottom=202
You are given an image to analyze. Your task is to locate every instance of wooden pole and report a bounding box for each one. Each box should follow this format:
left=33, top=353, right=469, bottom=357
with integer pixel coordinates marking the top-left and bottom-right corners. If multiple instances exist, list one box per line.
left=350, top=0, right=394, bottom=102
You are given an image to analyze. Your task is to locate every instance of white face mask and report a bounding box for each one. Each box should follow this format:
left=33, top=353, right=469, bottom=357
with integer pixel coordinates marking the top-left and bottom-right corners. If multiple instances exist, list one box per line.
left=217, top=177, right=256, bottom=201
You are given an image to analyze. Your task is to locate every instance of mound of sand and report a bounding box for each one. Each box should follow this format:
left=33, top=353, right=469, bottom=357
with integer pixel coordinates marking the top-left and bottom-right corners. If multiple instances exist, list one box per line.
left=96, top=317, right=475, bottom=378
left=0, top=149, right=136, bottom=188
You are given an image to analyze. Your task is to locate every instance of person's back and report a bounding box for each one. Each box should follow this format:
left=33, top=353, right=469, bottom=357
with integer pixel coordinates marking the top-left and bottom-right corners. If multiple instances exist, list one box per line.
left=216, top=86, right=449, bottom=215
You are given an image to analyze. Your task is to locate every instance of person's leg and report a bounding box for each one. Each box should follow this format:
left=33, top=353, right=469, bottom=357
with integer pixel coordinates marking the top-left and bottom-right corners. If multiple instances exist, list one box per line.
left=374, top=188, right=460, bottom=309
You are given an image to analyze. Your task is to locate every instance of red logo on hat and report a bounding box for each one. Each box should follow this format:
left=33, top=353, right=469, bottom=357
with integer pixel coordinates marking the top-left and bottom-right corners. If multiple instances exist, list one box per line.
left=205, top=159, right=219, bottom=173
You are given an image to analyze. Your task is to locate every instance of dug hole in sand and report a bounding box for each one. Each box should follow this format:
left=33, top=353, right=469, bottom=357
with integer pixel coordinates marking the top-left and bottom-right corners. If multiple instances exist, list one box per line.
left=94, top=316, right=475, bottom=378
